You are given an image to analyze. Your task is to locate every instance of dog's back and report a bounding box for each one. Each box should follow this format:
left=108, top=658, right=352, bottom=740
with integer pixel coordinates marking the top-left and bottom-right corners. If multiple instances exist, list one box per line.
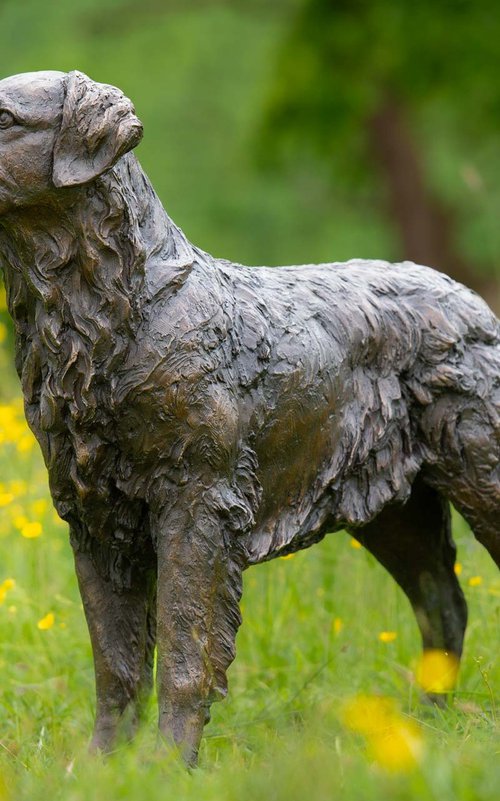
left=130, top=252, right=500, bottom=566
left=0, top=69, right=498, bottom=765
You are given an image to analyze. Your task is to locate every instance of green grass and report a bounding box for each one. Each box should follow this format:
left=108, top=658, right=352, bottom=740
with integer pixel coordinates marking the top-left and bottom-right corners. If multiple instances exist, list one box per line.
left=0, top=393, right=498, bottom=801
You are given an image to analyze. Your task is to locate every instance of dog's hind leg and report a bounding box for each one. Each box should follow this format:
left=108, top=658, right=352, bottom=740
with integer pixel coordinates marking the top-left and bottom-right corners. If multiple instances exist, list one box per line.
left=349, top=473, right=468, bottom=670
left=427, top=408, right=500, bottom=570
left=73, top=546, right=157, bottom=753
left=154, top=489, right=245, bottom=766
left=453, top=505, right=500, bottom=569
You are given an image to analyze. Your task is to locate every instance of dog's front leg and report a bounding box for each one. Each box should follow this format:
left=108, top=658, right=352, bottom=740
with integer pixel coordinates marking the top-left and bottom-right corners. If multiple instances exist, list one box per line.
left=73, top=544, right=157, bottom=752
left=154, top=489, right=244, bottom=766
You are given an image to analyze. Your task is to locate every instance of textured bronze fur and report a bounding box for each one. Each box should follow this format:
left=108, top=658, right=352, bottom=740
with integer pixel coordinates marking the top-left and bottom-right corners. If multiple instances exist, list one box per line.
left=0, top=71, right=499, bottom=764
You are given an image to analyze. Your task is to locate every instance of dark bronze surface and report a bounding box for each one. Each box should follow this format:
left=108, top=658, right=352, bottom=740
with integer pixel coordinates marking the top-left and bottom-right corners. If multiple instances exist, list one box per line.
left=0, top=70, right=498, bottom=764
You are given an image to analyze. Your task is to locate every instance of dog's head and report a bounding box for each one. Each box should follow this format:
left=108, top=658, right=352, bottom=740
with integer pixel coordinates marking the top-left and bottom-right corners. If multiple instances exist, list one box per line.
left=0, top=70, right=143, bottom=215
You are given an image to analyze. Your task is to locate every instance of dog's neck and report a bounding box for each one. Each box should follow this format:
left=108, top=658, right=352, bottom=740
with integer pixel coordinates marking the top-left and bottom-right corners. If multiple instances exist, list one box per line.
left=0, top=153, right=196, bottom=323
left=0, top=153, right=197, bottom=425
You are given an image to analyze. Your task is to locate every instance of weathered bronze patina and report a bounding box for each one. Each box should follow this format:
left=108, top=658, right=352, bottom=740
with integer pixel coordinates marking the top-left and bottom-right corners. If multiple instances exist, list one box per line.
left=0, top=71, right=498, bottom=764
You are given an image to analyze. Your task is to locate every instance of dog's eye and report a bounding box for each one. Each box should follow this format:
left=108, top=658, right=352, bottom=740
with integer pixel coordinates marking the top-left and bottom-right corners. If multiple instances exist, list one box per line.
left=0, top=110, right=15, bottom=129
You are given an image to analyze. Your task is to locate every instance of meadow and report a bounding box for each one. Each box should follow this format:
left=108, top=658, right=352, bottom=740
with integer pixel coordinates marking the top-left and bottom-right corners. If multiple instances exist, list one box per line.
left=0, top=317, right=498, bottom=801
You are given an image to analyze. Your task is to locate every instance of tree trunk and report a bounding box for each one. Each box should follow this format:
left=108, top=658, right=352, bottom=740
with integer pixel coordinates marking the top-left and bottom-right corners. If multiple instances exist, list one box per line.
left=369, top=97, right=499, bottom=314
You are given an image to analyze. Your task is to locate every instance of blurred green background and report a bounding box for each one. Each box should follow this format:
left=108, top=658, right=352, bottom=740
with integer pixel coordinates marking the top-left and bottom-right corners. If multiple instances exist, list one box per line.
left=2, top=0, right=500, bottom=315
left=0, top=3, right=499, bottom=800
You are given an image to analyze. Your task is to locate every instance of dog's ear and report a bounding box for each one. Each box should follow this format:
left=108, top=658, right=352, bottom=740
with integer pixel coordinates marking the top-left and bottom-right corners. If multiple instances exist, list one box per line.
left=52, top=71, right=143, bottom=188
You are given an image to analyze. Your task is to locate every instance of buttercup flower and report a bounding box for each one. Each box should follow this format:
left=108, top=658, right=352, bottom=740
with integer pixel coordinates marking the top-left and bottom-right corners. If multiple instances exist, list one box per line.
left=0, top=578, right=16, bottom=604
left=379, top=631, right=397, bottom=643
left=332, top=617, right=343, bottom=635
left=8, top=480, right=27, bottom=497
left=342, top=694, right=424, bottom=772
left=416, top=649, right=459, bottom=693
left=367, top=721, right=423, bottom=772
left=37, top=612, right=55, bottom=630
left=0, top=493, right=14, bottom=508
left=21, top=521, right=43, bottom=539
left=31, top=499, right=48, bottom=517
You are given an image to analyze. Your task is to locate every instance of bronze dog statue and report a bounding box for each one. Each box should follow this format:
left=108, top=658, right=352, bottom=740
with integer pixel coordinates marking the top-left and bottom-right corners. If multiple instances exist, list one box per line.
left=0, top=70, right=498, bottom=764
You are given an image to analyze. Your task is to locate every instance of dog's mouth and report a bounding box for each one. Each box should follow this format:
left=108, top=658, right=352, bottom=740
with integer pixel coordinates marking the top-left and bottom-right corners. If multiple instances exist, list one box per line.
left=0, top=164, right=22, bottom=216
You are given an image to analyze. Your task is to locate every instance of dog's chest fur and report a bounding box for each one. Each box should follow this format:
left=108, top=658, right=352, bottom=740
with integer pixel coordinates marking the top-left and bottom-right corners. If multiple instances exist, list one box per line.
left=0, top=192, right=158, bottom=582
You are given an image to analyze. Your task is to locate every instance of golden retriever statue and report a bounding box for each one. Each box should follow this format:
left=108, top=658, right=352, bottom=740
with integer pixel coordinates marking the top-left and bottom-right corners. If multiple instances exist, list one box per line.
left=0, top=71, right=498, bottom=764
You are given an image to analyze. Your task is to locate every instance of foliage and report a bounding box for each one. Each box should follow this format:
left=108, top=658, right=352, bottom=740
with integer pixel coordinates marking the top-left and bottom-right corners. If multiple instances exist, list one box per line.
left=260, top=0, right=500, bottom=276
left=263, top=0, right=500, bottom=155
left=0, top=0, right=393, bottom=272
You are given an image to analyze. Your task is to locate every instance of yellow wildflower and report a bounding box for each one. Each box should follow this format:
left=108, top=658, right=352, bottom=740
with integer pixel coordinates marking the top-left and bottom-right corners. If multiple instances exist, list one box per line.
left=37, top=612, right=55, bottom=630
left=281, top=553, right=295, bottom=560
left=0, top=578, right=16, bottom=604
left=379, top=631, right=397, bottom=643
left=17, top=432, right=36, bottom=453
left=8, top=480, right=27, bottom=497
left=342, top=695, right=423, bottom=773
left=31, top=499, right=48, bottom=518
left=0, top=405, right=15, bottom=426
left=367, top=721, right=423, bottom=772
left=13, top=514, right=29, bottom=530
left=454, top=562, right=462, bottom=576
left=350, top=538, right=362, bottom=549
left=343, top=695, right=394, bottom=736
left=416, top=649, right=459, bottom=694
left=468, top=576, right=483, bottom=587
left=0, top=493, right=14, bottom=508
left=332, top=617, right=343, bottom=635
left=0, top=404, right=22, bottom=437
left=21, top=521, right=43, bottom=539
